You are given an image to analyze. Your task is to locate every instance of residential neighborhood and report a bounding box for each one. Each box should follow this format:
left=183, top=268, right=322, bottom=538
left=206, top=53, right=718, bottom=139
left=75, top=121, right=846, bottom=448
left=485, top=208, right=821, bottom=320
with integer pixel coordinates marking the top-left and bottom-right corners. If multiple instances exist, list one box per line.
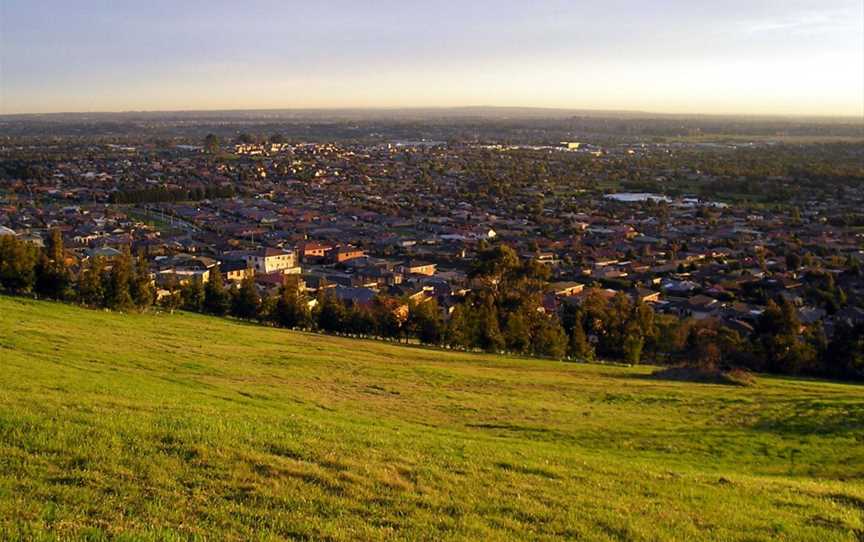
left=3, top=135, right=862, bottom=349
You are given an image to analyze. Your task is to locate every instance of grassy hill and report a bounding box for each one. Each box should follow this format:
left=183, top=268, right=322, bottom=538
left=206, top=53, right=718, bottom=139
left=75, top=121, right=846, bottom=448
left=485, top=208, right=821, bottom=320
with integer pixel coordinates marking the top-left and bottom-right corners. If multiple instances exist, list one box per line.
left=1, top=295, right=863, bottom=541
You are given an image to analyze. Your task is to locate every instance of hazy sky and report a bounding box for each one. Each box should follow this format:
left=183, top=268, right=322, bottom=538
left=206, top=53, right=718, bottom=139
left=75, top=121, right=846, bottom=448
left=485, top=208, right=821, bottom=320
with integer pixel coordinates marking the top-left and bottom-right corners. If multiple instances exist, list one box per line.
left=1, top=0, right=862, bottom=116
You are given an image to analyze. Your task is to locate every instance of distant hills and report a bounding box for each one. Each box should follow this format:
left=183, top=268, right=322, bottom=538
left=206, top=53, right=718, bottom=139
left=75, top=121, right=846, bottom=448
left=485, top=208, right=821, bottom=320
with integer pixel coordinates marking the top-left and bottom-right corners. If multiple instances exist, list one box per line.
left=2, top=106, right=861, bottom=123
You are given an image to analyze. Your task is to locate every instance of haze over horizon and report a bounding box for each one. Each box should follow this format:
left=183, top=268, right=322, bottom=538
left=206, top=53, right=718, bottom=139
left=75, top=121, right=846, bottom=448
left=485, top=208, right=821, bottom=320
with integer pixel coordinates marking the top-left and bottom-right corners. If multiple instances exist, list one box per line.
left=1, top=1, right=862, bottom=117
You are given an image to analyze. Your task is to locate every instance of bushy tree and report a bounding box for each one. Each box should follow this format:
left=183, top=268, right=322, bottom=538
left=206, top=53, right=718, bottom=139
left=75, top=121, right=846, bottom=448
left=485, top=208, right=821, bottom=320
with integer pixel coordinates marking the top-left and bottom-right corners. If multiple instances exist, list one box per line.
left=0, top=235, right=38, bottom=293
left=445, top=303, right=472, bottom=349
left=622, top=323, right=645, bottom=364
left=203, top=133, right=221, bottom=154
left=374, top=300, right=403, bottom=341
left=181, top=280, right=205, bottom=312
left=203, top=267, right=230, bottom=316
left=504, top=309, right=532, bottom=354
left=408, top=299, right=444, bottom=345
left=158, top=275, right=183, bottom=314
left=272, top=277, right=310, bottom=329
left=531, top=317, right=568, bottom=360
left=346, top=305, right=377, bottom=337
left=825, top=322, right=864, bottom=380
left=474, top=296, right=504, bottom=353
left=568, top=318, right=595, bottom=361
left=755, top=299, right=816, bottom=374
left=104, top=247, right=133, bottom=310
left=77, top=256, right=106, bottom=307
left=231, top=275, right=260, bottom=320
left=316, top=290, right=346, bottom=333
left=130, top=252, right=154, bottom=310
left=35, top=229, right=72, bottom=300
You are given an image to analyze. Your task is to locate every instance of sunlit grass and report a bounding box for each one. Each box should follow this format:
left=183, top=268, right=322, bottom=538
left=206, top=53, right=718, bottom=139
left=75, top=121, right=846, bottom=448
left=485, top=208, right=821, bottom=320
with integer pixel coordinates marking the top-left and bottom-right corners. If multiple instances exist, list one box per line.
left=1, top=295, right=862, bottom=540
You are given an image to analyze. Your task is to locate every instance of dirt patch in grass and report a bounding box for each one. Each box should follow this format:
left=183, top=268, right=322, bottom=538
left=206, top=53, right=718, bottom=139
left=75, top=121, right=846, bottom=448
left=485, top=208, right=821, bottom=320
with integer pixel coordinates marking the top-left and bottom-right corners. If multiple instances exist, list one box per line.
left=650, top=366, right=755, bottom=387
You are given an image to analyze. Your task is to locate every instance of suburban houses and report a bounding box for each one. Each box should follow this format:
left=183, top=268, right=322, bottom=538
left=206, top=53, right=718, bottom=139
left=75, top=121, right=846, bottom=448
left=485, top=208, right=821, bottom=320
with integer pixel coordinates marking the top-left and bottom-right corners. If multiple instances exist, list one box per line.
left=1, top=134, right=862, bottom=352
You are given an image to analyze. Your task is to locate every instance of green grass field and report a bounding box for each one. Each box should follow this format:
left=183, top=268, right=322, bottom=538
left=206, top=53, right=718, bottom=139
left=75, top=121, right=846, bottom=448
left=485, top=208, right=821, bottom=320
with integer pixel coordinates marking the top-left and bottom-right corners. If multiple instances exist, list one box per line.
left=1, top=296, right=863, bottom=541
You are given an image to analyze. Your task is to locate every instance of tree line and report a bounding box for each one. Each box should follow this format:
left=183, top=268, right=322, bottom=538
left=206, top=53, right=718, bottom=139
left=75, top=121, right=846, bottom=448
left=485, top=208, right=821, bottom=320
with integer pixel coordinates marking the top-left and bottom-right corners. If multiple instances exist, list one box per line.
left=109, top=185, right=235, bottom=205
left=1, top=235, right=862, bottom=380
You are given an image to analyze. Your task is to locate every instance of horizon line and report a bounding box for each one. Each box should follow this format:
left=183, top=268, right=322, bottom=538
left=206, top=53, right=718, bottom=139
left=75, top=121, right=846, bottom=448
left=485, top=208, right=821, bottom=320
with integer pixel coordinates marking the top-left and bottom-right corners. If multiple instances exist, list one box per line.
left=2, top=105, right=862, bottom=122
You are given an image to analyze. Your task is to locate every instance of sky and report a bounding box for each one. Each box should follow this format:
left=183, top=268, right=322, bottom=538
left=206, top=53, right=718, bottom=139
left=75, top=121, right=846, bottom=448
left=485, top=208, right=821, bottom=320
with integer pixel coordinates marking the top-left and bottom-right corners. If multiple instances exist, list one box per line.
left=1, top=0, right=862, bottom=116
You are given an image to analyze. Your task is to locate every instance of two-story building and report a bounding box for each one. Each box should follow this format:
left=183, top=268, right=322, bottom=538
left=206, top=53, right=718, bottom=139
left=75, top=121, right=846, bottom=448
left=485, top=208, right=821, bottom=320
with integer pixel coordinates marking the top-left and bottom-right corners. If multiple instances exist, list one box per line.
left=245, top=248, right=299, bottom=274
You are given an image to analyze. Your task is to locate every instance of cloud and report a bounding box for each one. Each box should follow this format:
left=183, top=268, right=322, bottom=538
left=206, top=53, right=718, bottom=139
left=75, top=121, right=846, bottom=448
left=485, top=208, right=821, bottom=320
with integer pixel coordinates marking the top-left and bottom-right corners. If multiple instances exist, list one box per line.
left=741, top=8, right=860, bottom=35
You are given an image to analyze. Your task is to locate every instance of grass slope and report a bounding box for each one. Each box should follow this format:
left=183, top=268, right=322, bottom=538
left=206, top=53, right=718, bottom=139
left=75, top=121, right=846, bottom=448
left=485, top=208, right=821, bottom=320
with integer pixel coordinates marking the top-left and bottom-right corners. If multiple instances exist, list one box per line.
left=1, top=295, right=863, bottom=541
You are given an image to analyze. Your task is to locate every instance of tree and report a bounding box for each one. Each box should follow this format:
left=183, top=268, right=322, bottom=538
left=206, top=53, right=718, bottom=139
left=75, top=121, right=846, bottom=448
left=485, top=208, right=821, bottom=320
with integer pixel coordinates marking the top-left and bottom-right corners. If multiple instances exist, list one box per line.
left=46, top=228, right=64, bottom=263
left=825, top=322, right=864, bottom=380
left=203, top=267, right=230, bottom=316
left=531, top=317, right=568, bottom=360
left=445, top=303, right=472, bottom=349
left=408, top=299, right=444, bottom=345
left=35, top=229, right=71, bottom=300
left=474, top=297, right=505, bottom=353
left=77, top=256, right=106, bottom=307
left=158, top=274, right=182, bottom=314
left=129, top=252, right=154, bottom=310
left=203, top=134, right=221, bottom=154
left=273, top=278, right=309, bottom=329
left=376, top=305, right=403, bottom=341
left=568, top=317, right=594, bottom=361
left=181, top=280, right=205, bottom=312
left=654, top=314, right=684, bottom=362
left=231, top=275, right=260, bottom=320
left=257, top=293, right=276, bottom=324
left=104, top=247, right=133, bottom=310
left=346, top=305, right=377, bottom=337
left=622, top=323, right=645, bottom=364
left=597, top=292, right=633, bottom=359
left=786, top=252, right=802, bottom=271
left=755, top=299, right=816, bottom=375
left=470, top=244, right=521, bottom=289
left=504, top=309, right=532, bottom=354
left=684, top=320, right=723, bottom=370
left=316, top=290, right=346, bottom=333
left=0, top=235, right=38, bottom=293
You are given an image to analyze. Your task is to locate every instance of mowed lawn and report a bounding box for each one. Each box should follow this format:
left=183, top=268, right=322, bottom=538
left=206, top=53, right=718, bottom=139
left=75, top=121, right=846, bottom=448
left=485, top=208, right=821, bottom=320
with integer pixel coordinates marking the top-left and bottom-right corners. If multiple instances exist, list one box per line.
left=1, top=296, right=863, bottom=541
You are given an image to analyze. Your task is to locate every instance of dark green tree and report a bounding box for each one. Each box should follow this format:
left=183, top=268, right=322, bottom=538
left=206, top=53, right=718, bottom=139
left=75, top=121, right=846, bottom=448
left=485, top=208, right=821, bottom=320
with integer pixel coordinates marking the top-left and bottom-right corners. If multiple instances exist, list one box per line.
left=181, top=280, right=205, bottom=312
left=531, top=317, right=568, bottom=360
left=317, top=289, right=351, bottom=333
left=104, top=247, right=133, bottom=310
left=203, top=267, right=230, bottom=316
left=77, top=256, right=106, bottom=307
left=35, top=229, right=72, bottom=300
left=203, top=134, right=221, bottom=154
left=474, top=297, right=505, bottom=353
left=504, top=309, right=532, bottom=354
left=273, top=277, right=310, bottom=329
left=568, top=316, right=595, bottom=361
left=445, top=303, right=472, bottom=349
left=408, top=299, right=444, bottom=345
left=130, top=252, right=154, bottom=310
left=231, top=275, right=260, bottom=320
left=0, top=235, right=38, bottom=293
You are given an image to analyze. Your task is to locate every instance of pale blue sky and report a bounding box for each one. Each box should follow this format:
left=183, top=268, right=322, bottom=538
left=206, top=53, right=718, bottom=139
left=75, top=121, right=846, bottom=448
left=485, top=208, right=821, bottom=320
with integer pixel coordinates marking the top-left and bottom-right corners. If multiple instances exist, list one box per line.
left=1, top=0, right=862, bottom=115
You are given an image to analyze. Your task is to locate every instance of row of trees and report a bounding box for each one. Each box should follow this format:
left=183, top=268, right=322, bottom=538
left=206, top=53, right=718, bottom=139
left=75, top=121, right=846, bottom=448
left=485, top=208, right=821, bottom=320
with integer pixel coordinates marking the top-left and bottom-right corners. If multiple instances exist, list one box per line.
left=168, top=272, right=432, bottom=344
left=2, top=235, right=862, bottom=380
left=109, top=185, right=235, bottom=204
left=0, top=231, right=154, bottom=311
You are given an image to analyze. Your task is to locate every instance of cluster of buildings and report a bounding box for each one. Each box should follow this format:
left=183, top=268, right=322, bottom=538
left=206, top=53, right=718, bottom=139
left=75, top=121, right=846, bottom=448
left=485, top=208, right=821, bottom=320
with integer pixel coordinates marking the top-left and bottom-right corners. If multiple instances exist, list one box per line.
left=2, top=139, right=863, bottom=335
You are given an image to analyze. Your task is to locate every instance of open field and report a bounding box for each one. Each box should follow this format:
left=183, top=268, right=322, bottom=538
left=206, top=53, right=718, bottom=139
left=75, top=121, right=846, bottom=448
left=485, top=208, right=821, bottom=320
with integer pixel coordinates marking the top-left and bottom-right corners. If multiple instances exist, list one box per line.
left=665, top=134, right=864, bottom=145
left=1, top=295, right=863, bottom=541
